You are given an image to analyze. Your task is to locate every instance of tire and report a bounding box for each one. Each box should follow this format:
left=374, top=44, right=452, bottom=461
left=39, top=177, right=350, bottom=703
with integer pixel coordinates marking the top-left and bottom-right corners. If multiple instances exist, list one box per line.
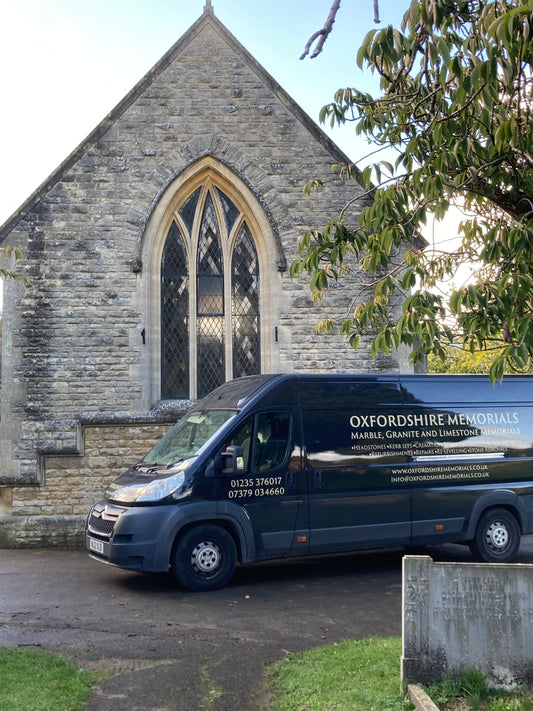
left=469, top=507, right=521, bottom=563
left=171, top=525, right=237, bottom=591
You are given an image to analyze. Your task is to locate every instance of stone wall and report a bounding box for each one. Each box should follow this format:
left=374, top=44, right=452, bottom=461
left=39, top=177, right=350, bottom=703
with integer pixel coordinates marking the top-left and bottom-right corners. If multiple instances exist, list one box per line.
left=0, top=421, right=171, bottom=548
left=402, top=555, right=533, bottom=688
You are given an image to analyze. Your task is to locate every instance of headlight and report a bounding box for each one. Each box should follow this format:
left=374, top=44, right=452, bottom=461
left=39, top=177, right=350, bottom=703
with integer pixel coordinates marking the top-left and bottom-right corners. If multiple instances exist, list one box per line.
left=109, top=470, right=186, bottom=503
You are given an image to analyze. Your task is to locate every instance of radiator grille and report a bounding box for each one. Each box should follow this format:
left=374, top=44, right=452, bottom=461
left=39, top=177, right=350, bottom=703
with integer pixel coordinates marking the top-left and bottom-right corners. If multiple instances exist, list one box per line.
left=88, top=513, right=115, bottom=537
left=87, top=504, right=123, bottom=539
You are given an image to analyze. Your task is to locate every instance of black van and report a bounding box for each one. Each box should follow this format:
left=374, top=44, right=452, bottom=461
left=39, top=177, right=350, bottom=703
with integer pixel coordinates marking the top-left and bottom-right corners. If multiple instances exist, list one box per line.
left=85, top=373, right=533, bottom=590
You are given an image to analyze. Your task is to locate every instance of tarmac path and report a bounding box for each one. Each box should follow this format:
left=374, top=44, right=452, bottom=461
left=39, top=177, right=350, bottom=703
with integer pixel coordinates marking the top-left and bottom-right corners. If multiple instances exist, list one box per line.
left=2, top=539, right=533, bottom=710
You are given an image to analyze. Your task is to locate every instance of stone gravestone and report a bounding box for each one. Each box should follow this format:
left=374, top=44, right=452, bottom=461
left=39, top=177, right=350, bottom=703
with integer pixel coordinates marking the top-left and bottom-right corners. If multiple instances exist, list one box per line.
left=402, top=555, right=533, bottom=688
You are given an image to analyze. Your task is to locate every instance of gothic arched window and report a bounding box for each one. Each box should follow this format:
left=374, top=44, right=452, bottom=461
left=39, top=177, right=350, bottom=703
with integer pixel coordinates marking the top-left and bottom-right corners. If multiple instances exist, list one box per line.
left=161, top=183, right=260, bottom=399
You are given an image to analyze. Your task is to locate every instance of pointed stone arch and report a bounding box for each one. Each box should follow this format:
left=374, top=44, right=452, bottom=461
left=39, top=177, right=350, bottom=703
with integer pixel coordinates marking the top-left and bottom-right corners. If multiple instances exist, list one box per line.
left=129, top=147, right=287, bottom=274
left=137, top=156, right=282, bottom=404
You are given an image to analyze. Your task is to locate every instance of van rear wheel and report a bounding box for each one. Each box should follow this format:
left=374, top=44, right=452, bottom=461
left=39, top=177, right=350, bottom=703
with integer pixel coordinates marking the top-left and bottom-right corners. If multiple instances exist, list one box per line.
left=470, top=508, right=520, bottom=563
left=172, top=525, right=237, bottom=591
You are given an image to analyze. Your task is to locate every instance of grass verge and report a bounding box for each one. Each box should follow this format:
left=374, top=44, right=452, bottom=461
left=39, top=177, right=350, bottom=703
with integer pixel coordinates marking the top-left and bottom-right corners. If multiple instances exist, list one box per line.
left=0, top=648, right=102, bottom=711
left=266, top=636, right=414, bottom=711
left=425, top=668, right=533, bottom=710
left=266, top=638, right=533, bottom=711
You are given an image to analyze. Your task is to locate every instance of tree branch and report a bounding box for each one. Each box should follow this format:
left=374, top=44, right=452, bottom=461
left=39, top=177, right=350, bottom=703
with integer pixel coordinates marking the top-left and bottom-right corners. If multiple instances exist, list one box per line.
left=300, top=0, right=342, bottom=59
left=301, top=0, right=382, bottom=59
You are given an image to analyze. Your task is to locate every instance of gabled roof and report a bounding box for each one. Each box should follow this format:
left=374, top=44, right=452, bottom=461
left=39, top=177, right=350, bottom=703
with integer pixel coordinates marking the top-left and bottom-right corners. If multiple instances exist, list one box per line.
left=0, top=5, right=353, bottom=240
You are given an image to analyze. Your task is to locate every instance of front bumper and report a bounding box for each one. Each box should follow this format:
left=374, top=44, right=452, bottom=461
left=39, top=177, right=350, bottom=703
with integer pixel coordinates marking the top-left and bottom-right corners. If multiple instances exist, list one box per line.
left=84, top=500, right=179, bottom=573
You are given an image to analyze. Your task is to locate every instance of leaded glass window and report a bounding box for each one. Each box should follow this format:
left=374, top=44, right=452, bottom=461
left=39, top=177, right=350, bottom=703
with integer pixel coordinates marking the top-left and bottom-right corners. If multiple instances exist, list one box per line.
left=161, top=223, right=189, bottom=398
left=197, top=193, right=224, bottom=397
left=232, top=224, right=259, bottom=378
left=161, top=183, right=260, bottom=400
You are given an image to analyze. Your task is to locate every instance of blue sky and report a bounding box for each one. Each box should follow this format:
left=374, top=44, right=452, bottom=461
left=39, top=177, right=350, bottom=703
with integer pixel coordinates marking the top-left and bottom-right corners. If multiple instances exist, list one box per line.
left=0, top=0, right=407, bottom=224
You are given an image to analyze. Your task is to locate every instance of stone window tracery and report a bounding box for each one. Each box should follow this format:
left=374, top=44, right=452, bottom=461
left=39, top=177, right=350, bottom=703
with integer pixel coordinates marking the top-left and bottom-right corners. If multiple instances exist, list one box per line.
left=161, top=181, right=260, bottom=399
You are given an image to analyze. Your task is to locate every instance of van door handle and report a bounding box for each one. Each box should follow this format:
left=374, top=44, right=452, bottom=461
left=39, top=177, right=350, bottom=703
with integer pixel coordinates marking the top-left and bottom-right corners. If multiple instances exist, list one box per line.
left=314, top=470, right=324, bottom=488
left=285, top=470, right=295, bottom=489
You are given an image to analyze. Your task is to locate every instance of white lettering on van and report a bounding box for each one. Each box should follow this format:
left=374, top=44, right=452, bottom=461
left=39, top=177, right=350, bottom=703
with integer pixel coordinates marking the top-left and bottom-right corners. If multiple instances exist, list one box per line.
left=351, top=431, right=384, bottom=440
left=447, top=411, right=519, bottom=427
left=386, top=429, right=420, bottom=439
left=350, top=411, right=520, bottom=431
left=350, top=413, right=448, bottom=429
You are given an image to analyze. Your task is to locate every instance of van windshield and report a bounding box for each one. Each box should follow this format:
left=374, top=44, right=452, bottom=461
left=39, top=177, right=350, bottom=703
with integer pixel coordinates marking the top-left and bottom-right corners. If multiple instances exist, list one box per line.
left=141, top=409, right=237, bottom=466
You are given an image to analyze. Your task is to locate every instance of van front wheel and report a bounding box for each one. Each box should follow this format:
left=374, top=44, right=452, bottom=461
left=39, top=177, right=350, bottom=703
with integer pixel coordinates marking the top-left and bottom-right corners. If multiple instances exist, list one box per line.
left=470, top=508, right=520, bottom=563
left=172, top=525, right=237, bottom=591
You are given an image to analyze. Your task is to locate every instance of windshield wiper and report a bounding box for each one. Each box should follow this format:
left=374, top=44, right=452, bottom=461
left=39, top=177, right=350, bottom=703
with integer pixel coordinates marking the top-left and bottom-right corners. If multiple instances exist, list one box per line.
left=134, top=462, right=164, bottom=473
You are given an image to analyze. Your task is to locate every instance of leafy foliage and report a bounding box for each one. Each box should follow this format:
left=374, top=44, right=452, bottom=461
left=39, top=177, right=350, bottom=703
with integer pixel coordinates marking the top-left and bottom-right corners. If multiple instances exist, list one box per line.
left=293, top=0, right=533, bottom=382
left=0, top=246, right=23, bottom=282
left=428, top=344, right=533, bottom=373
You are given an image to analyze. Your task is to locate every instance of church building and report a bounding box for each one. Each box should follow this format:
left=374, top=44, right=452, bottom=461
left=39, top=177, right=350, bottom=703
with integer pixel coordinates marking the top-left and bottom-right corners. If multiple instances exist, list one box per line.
left=0, top=3, right=412, bottom=546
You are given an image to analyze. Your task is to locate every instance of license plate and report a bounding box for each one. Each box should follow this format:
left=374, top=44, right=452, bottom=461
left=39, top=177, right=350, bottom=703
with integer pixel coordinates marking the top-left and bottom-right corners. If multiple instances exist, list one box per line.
left=89, top=537, right=104, bottom=554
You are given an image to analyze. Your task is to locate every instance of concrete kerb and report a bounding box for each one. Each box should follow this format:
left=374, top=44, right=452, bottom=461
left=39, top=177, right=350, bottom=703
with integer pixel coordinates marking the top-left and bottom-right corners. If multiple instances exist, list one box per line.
left=408, top=684, right=440, bottom=711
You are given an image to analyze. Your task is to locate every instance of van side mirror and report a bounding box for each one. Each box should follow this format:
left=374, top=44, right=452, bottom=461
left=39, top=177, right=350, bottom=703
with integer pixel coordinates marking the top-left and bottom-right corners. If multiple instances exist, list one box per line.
left=220, top=445, right=245, bottom=475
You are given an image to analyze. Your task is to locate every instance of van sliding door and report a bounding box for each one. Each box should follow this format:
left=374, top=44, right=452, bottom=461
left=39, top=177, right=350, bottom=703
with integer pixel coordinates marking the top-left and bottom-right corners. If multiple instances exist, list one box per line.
left=301, top=380, right=411, bottom=553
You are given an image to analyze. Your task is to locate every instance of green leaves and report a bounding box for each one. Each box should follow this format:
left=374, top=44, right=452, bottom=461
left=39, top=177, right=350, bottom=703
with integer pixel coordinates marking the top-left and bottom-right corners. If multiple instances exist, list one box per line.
left=294, top=0, right=533, bottom=382
left=0, top=245, right=24, bottom=283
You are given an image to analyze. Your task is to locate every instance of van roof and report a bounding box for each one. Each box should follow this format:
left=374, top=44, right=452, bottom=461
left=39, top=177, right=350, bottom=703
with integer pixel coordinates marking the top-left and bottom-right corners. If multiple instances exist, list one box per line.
left=196, top=373, right=533, bottom=410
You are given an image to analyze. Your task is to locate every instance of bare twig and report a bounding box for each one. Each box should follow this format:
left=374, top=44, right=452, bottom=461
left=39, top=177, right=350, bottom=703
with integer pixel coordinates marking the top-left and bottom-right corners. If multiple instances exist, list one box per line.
left=301, top=0, right=382, bottom=59
left=300, top=0, right=342, bottom=59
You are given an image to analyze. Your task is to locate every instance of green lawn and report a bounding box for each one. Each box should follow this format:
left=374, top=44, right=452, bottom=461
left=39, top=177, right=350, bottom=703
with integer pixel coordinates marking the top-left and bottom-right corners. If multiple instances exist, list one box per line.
left=0, top=648, right=100, bottom=711
left=266, top=637, right=414, bottom=711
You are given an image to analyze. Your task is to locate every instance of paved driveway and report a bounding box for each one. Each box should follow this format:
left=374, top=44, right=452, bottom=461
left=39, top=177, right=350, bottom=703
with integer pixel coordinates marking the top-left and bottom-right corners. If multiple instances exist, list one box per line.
left=2, top=539, right=533, bottom=710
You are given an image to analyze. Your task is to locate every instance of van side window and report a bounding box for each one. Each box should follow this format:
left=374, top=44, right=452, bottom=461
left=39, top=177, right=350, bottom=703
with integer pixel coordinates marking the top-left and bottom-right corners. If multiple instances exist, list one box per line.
left=253, top=413, right=290, bottom=472
left=230, top=419, right=253, bottom=471
left=229, top=412, right=290, bottom=473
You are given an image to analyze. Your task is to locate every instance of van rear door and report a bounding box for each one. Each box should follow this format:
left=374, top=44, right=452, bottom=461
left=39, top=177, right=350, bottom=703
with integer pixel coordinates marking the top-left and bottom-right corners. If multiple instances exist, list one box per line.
left=301, top=379, right=411, bottom=553
left=398, top=376, right=533, bottom=543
